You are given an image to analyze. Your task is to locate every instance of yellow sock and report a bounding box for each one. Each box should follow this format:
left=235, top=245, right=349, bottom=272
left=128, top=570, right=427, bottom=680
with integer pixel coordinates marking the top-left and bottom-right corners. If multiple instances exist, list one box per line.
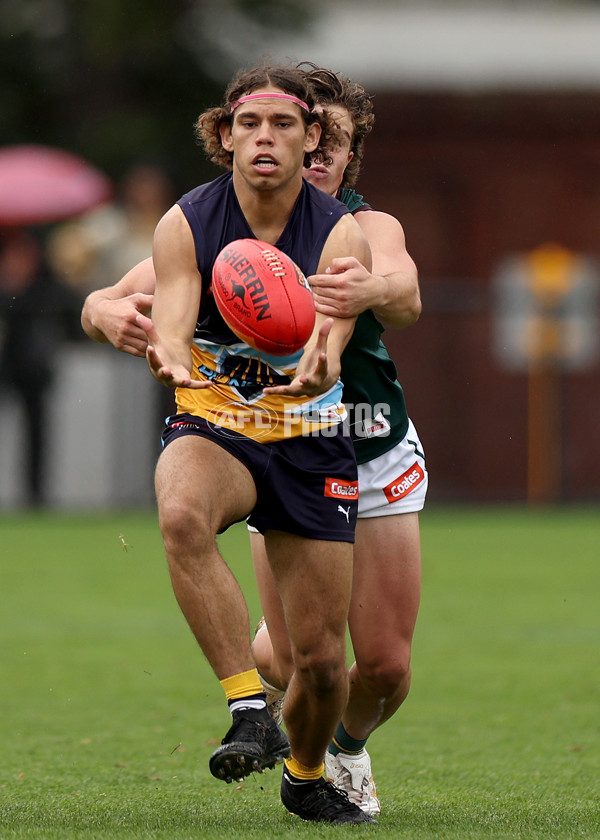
left=220, top=668, right=264, bottom=702
left=284, top=756, right=325, bottom=781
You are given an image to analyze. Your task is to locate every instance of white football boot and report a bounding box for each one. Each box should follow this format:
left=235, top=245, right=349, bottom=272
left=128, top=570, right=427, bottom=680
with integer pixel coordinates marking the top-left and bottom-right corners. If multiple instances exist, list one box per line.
left=325, top=748, right=381, bottom=816
left=259, top=676, right=284, bottom=726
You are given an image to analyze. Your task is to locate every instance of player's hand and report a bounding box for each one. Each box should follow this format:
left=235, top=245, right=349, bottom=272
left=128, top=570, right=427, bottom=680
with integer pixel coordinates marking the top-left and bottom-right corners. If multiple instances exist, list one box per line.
left=136, top=314, right=211, bottom=390
left=309, top=257, right=374, bottom=318
left=262, top=318, right=336, bottom=397
left=95, top=293, right=154, bottom=357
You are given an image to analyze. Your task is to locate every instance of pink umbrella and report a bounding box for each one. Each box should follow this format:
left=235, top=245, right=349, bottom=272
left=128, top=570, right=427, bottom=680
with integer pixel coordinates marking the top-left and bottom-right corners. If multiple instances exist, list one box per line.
left=0, top=144, right=113, bottom=225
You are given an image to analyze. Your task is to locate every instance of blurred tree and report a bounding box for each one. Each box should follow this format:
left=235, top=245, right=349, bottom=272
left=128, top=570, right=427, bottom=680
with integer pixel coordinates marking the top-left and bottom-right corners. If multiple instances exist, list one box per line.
left=0, top=0, right=316, bottom=189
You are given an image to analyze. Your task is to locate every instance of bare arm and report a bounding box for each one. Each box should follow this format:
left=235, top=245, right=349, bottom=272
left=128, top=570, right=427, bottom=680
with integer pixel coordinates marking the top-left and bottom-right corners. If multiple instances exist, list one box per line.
left=309, top=210, right=421, bottom=329
left=138, top=206, right=208, bottom=390
left=264, top=213, right=371, bottom=396
left=80, top=257, right=156, bottom=356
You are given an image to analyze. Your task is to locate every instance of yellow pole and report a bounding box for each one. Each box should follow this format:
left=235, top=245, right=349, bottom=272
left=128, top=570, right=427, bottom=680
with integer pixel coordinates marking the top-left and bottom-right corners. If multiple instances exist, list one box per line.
left=527, top=320, right=562, bottom=504
left=525, top=245, right=575, bottom=505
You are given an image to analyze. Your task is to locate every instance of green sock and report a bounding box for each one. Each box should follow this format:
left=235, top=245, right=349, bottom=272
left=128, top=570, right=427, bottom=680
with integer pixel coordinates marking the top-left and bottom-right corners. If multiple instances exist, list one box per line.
left=329, top=722, right=368, bottom=756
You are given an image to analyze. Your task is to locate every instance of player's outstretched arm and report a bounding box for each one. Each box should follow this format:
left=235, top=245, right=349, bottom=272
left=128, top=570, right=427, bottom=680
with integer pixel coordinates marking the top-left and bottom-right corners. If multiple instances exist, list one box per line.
left=309, top=210, right=421, bottom=329
left=146, top=206, right=208, bottom=390
left=135, top=313, right=210, bottom=390
left=81, top=257, right=156, bottom=356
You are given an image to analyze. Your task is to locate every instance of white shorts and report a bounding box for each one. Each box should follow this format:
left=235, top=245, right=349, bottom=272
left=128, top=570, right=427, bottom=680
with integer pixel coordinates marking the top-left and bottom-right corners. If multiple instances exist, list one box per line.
left=356, top=418, right=427, bottom=518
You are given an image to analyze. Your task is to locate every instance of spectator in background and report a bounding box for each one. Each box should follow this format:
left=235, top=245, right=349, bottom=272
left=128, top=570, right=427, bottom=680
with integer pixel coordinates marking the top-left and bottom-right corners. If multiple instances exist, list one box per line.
left=0, top=228, right=82, bottom=506
left=47, top=163, right=175, bottom=295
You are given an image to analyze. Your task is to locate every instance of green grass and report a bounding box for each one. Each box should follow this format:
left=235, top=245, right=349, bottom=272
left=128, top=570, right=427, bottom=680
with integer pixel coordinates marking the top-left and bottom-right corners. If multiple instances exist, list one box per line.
left=0, top=506, right=598, bottom=838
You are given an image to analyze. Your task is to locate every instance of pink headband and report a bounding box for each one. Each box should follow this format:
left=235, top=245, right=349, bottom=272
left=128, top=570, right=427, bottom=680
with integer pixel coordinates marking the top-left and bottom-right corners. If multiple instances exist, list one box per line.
left=230, top=92, right=310, bottom=113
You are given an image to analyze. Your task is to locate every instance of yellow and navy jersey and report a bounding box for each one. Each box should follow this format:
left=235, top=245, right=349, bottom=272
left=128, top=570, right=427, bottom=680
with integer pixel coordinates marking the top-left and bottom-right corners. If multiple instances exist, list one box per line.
left=176, top=340, right=346, bottom=442
left=174, top=173, right=349, bottom=442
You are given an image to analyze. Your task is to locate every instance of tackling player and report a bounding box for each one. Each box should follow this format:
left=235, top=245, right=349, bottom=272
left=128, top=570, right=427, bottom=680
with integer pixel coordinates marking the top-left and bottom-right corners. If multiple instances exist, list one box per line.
left=252, top=65, right=426, bottom=816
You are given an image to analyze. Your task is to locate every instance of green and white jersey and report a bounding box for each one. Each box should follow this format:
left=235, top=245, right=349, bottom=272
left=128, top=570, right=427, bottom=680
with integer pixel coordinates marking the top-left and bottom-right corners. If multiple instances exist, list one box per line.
left=338, top=188, right=410, bottom=465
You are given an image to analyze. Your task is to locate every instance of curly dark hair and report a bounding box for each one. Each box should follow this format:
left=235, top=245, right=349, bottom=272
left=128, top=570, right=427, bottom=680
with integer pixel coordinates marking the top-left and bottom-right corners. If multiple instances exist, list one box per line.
left=297, top=63, right=375, bottom=189
left=195, top=63, right=339, bottom=171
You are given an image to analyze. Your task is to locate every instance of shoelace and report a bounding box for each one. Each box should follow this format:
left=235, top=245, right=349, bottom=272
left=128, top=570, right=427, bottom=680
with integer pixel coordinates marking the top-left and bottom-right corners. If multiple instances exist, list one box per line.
left=298, top=781, right=359, bottom=818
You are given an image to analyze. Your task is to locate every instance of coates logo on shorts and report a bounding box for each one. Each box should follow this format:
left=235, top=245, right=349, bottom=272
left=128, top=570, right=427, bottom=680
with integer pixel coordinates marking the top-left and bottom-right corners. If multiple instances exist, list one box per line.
left=324, top=477, right=359, bottom=499
left=206, top=401, right=279, bottom=440
left=383, top=462, right=425, bottom=503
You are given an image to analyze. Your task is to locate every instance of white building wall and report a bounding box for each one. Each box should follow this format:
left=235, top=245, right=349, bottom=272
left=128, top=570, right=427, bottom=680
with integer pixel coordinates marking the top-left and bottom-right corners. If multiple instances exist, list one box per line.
left=204, top=1, right=600, bottom=92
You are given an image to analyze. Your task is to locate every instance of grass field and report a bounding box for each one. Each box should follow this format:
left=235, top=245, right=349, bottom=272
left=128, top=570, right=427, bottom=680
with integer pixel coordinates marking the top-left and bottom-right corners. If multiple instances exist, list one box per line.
left=1, top=506, right=598, bottom=839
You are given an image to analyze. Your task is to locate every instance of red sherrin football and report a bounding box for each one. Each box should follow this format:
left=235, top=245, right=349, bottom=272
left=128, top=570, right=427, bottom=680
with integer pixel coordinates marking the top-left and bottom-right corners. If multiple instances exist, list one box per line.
left=211, top=238, right=316, bottom=355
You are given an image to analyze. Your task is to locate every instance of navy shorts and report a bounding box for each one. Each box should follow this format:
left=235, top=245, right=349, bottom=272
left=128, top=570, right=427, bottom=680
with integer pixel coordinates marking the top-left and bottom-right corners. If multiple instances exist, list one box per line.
left=161, top=413, right=358, bottom=543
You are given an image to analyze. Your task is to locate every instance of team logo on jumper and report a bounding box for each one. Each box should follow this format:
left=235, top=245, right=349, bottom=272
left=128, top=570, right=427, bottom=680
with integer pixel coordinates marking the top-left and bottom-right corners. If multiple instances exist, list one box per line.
left=357, top=410, right=391, bottom=439
left=302, top=406, right=344, bottom=424
left=383, top=462, right=425, bottom=503
left=197, top=354, right=291, bottom=402
left=324, top=477, right=359, bottom=499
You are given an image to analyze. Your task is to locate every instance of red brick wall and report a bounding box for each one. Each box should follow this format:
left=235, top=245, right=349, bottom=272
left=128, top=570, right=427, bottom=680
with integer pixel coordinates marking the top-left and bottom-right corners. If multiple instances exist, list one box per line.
left=359, top=92, right=600, bottom=501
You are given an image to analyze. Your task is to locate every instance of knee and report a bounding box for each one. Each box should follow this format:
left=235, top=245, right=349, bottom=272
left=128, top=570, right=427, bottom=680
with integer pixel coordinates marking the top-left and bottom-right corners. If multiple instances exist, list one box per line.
left=294, top=643, right=347, bottom=696
left=158, top=499, right=212, bottom=560
left=357, top=646, right=412, bottom=699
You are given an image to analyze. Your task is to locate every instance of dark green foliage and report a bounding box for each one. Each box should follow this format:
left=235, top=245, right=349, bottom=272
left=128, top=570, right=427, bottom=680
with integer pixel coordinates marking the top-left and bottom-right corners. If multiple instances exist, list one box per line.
left=0, top=0, right=314, bottom=188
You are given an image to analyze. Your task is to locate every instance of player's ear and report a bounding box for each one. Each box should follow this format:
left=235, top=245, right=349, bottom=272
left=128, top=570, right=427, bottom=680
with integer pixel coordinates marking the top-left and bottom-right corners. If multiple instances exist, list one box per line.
left=220, top=123, right=234, bottom=153
left=304, top=122, right=321, bottom=154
